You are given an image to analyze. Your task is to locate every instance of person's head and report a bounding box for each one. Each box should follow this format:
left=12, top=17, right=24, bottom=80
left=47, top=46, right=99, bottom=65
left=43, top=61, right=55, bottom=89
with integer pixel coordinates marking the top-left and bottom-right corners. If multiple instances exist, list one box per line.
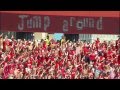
left=97, top=38, right=99, bottom=41
left=118, top=35, right=120, bottom=40
left=107, top=46, right=111, bottom=51
left=4, top=35, right=8, bottom=40
left=47, top=35, right=49, bottom=39
left=62, top=35, right=65, bottom=39
left=0, top=33, right=3, bottom=38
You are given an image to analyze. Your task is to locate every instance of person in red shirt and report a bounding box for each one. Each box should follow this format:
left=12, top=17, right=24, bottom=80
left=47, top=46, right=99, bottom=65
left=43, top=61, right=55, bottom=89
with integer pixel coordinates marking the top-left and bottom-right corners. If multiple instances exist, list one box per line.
left=95, top=38, right=100, bottom=49
left=6, top=54, right=12, bottom=62
left=0, top=50, right=2, bottom=59
left=118, top=52, right=120, bottom=64
left=3, top=63, right=10, bottom=79
left=58, top=49, right=62, bottom=57
left=9, top=47, right=15, bottom=59
left=3, top=39, right=7, bottom=52
left=83, top=46, right=89, bottom=55
left=2, top=35, right=120, bottom=79
left=89, top=52, right=96, bottom=62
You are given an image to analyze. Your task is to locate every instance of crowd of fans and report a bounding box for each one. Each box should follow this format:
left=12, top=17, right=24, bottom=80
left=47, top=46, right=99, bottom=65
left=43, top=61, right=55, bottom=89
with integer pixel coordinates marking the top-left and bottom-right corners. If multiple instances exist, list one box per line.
left=0, top=33, right=120, bottom=79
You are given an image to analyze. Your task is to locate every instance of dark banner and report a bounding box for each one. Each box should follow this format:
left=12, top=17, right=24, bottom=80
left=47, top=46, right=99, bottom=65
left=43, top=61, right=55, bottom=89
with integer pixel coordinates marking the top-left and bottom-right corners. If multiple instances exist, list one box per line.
left=0, top=12, right=120, bottom=34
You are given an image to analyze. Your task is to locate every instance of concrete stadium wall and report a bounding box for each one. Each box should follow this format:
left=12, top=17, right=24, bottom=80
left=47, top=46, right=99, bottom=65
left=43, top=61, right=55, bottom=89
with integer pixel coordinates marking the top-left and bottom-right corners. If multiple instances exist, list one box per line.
left=79, top=34, right=118, bottom=43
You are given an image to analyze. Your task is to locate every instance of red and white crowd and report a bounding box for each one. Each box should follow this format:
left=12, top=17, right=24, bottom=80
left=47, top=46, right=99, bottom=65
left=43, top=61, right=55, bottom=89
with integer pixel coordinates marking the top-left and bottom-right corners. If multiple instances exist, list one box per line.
left=0, top=33, right=120, bottom=79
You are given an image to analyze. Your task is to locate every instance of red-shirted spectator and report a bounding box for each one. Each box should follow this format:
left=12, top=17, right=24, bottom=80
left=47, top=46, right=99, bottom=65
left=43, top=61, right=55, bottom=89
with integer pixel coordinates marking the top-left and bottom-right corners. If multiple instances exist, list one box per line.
left=0, top=34, right=120, bottom=79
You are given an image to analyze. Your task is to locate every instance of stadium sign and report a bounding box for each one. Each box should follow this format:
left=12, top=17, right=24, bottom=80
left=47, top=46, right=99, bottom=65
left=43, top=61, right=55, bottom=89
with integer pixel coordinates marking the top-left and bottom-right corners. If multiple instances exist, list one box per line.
left=1, top=13, right=119, bottom=34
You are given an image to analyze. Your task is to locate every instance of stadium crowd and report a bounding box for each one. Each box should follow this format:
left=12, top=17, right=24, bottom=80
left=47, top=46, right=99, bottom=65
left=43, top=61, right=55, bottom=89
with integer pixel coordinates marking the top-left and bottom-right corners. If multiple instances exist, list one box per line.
left=0, top=33, right=120, bottom=79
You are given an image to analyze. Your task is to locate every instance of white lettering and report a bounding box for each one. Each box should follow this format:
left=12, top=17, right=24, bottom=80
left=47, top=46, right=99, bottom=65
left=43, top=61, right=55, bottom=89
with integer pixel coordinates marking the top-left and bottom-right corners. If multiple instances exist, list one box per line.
left=85, top=18, right=89, bottom=27
left=32, top=17, right=36, bottom=28
left=18, top=15, right=49, bottom=31
left=18, top=15, right=28, bottom=30
left=38, top=16, right=42, bottom=28
left=76, top=20, right=83, bottom=30
left=44, top=16, right=50, bottom=31
left=89, top=18, right=94, bottom=28
left=17, top=15, right=103, bottom=32
left=97, top=17, right=103, bottom=30
left=27, top=16, right=42, bottom=29
left=73, top=17, right=103, bottom=31
left=83, top=18, right=86, bottom=27
left=27, top=18, right=32, bottom=29
left=70, top=17, right=75, bottom=26
left=33, top=16, right=39, bottom=28
left=63, top=20, right=68, bottom=32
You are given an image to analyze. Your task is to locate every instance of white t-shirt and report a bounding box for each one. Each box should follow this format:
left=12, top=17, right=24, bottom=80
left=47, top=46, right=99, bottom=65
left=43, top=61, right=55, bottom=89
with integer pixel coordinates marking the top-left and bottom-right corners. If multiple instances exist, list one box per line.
left=26, top=68, right=31, bottom=73
left=110, top=67, right=115, bottom=79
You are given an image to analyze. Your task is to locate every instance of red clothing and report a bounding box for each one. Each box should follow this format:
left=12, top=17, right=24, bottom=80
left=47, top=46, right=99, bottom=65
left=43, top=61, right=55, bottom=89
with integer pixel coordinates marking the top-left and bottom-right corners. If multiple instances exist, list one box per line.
left=95, top=40, right=100, bottom=47
left=59, top=51, right=62, bottom=57
left=83, top=47, right=89, bottom=55
left=27, top=60, right=32, bottom=65
left=113, top=60, right=117, bottom=65
left=112, top=53, right=116, bottom=58
left=107, top=50, right=113, bottom=59
left=55, top=63, right=59, bottom=69
left=11, top=64, right=15, bottom=69
left=7, top=55, right=11, bottom=61
left=10, top=68, right=14, bottom=74
left=70, top=50, right=75, bottom=55
left=108, top=50, right=112, bottom=55
left=45, top=57, right=49, bottom=62
left=59, top=61, right=63, bottom=67
left=40, top=57, right=45, bottom=63
left=118, top=55, right=120, bottom=64
left=100, top=56, right=104, bottom=61
left=68, top=55, right=71, bottom=59
left=37, top=59, right=41, bottom=67
left=3, top=41, right=6, bottom=52
left=43, top=42, right=47, bottom=49
left=103, top=52, right=107, bottom=59
left=89, top=54, right=96, bottom=61
left=51, top=57, right=54, bottom=61
left=98, top=64, right=103, bottom=71
left=3, top=65, right=10, bottom=79
left=10, top=48, right=14, bottom=59
left=8, top=42, right=12, bottom=46
left=71, top=72, right=75, bottom=79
